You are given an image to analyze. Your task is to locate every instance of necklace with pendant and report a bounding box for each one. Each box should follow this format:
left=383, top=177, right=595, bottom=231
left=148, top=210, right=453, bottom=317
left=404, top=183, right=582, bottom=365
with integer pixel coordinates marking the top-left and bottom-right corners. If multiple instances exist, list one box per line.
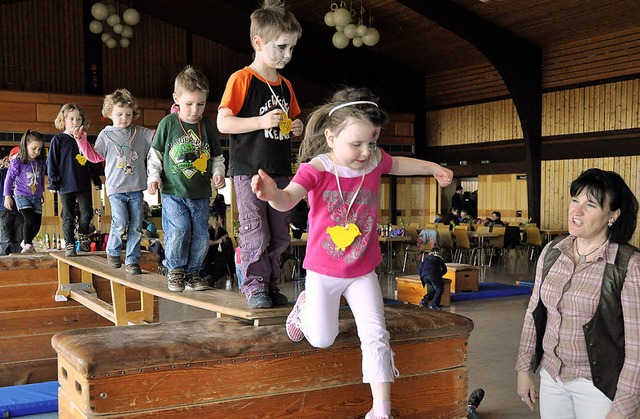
left=575, top=238, right=608, bottom=263
left=327, top=161, right=365, bottom=250
left=250, top=65, right=292, bottom=136
left=105, top=127, right=137, bottom=174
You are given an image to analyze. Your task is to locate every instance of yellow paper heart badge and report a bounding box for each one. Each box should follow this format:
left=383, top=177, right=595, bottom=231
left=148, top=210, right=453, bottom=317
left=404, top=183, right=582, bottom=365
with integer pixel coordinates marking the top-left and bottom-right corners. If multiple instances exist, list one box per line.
left=75, top=154, right=87, bottom=166
left=279, top=115, right=292, bottom=136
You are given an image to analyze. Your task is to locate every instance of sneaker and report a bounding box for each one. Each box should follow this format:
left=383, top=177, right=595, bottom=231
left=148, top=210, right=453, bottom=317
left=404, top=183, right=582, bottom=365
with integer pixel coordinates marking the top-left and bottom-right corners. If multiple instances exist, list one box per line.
left=467, top=388, right=485, bottom=409
left=247, top=290, right=273, bottom=309
left=418, top=297, right=429, bottom=308
left=185, top=272, right=211, bottom=291
left=428, top=304, right=441, bottom=310
left=65, top=244, right=77, bottom=257
left=107, top=254, right=122, bottom=268
left=167, top=269, right=185, bottom=292
left=21, top=243, right=35, bottom=254
left=270, top=290, right=290, bottom=306
left=286, top=291, right=306, bottom=342
left=125, top=264, right=142, bottom=275
left=79, top=235, right=91, bottom=252
left=364, top=408, right=394, bottom=419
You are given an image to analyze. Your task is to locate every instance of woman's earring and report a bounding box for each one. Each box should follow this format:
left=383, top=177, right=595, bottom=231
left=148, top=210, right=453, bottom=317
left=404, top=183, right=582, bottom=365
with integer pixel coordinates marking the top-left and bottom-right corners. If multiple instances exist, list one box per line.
left=608, top=220, right=613, bottom=227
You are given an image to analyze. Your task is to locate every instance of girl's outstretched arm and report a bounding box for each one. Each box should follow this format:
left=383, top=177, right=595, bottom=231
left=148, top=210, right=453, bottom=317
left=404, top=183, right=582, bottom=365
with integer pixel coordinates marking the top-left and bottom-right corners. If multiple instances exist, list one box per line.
left=251, top=169, right=307, bottom=212
left=390, top=156, right=453, bottom=187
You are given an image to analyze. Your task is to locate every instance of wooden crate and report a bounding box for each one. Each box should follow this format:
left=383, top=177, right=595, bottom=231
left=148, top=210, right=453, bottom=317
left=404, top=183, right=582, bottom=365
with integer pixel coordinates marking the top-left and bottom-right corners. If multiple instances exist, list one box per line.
left=444, top=263, right=480, bottom=293
left=53, top=305, right=473, bottom=418
left=396, top=275, right=451, bottom=307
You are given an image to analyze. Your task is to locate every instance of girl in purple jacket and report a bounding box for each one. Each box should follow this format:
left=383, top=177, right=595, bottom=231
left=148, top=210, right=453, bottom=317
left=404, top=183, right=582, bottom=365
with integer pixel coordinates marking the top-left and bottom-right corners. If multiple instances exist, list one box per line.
left=3, top=130, right=46, bottom=253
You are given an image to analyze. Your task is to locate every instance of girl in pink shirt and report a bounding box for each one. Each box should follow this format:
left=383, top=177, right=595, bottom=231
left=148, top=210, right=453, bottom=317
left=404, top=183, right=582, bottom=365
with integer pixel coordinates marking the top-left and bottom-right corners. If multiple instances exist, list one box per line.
left=251, top=87, right=453, bottom=419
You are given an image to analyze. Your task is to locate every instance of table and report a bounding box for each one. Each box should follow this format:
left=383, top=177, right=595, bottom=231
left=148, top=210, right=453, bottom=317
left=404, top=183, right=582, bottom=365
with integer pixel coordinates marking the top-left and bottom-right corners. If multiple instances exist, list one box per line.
left=378, top=236, right=410, bottom=274
left=539, top=228, right=568, bottom=243
left=466, top=230, right=499, bottom=267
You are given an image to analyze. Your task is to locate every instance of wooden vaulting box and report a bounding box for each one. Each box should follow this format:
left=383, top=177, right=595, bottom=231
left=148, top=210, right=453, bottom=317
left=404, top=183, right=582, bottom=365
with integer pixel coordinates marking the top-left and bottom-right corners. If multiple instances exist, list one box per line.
left=443, top=263, right=480, bottom=293
left=52, top=305, right=473, bottom=418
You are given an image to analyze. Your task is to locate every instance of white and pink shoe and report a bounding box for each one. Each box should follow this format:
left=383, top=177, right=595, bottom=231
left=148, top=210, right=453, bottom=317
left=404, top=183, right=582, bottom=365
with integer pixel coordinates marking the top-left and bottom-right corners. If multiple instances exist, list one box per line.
left=365, top=409, right=394, bottom=419
left=286, top=290, right=306, bottom=342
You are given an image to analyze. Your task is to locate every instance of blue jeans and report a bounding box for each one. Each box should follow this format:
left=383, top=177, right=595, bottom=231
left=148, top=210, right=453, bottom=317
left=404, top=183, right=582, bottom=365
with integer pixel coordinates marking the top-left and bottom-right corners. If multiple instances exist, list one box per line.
left=107, top=191, right=143, bottom=265
left=161, top=194, right=209, bottom=273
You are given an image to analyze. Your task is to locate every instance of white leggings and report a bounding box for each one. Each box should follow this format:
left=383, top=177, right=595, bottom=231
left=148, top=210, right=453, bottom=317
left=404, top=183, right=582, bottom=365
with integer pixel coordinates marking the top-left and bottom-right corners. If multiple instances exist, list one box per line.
left=539, top=367, right=613, bottom=419
left=300, top=270, right=398, bottom=383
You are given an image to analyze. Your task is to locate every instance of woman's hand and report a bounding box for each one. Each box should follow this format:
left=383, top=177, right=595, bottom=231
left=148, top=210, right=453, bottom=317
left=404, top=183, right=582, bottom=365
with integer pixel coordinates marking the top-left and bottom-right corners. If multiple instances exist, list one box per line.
left=3, top=196, right=13, bottom=211
left=516, top=371, right=538, bottom=411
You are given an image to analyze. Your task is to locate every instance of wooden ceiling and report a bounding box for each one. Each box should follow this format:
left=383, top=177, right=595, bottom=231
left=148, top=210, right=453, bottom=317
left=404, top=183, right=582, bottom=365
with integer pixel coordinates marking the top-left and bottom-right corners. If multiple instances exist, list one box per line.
left=135, top=0, right=640, bottom=109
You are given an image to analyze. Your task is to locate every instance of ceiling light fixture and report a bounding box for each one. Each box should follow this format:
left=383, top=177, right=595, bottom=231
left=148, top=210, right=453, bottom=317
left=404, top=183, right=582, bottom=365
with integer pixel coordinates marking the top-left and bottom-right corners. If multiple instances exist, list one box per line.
left=88, top=2, right=140, bottom=49
left=325, top=1, right=379, bottom=49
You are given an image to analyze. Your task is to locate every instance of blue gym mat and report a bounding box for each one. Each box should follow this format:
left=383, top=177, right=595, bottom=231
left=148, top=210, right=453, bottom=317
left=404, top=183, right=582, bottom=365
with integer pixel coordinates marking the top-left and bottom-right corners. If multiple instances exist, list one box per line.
left=450, top=281, right=532, bottom=302
left=0, top=381, right=58, bottom=417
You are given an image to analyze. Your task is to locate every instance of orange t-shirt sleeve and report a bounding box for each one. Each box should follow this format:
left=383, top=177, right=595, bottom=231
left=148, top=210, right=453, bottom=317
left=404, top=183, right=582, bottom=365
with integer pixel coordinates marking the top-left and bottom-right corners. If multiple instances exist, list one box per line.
left=218, top=69, right=251, bottom=116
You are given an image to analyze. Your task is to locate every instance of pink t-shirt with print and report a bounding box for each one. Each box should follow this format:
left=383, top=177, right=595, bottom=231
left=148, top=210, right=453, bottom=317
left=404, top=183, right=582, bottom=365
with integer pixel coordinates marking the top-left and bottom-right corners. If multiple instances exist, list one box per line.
left=291, top=150, right=393, bottom=278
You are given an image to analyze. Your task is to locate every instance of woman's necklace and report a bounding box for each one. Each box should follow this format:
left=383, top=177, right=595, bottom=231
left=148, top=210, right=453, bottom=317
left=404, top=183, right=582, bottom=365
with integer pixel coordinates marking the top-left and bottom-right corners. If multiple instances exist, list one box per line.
left=249, top=65, right=292, bottom=135
left=575, top=238, right=608, bottom=263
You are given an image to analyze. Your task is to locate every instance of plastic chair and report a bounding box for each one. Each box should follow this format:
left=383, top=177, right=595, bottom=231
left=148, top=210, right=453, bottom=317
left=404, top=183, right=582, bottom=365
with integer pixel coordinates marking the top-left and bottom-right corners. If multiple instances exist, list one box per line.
left=453, top=228, right=479, bottom=265
left=402, top=228, right=431, bottom=273
left=436, top=228, right=455, bottom=262
left=487, top=226, right=505, bottom=266
left=524, top=226, right=543, bottom=261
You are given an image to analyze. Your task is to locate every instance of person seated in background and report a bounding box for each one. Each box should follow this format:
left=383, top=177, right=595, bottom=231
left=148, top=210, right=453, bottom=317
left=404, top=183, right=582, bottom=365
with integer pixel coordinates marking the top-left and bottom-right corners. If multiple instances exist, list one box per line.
left=203, top=211, right=236, bottom=287
left=441, top=207, right=461, bottom=226
left=290, top=198, right=309, bottom=239
left=483, top=211, right=504, bottom=229
left=433, top=213, right=443, bottom=223
left=142, top=201, right=158, bottom=238
left=460, top=209, right=473, bottom=224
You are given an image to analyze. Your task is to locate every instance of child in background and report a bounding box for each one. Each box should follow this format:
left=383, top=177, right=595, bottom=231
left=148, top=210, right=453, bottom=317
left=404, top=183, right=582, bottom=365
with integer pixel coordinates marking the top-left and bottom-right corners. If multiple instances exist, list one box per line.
left=3, top=131, right=46, bottom=253
left=418, top=246, right=448, bottom=310
left=217, top=0, right=304, bottom=308
left=74, top=88, right=154, bottom=274
left=148, top=65, right=226, bottom=292
left=0, top=147, right=24, bottom=255
left=47, top=104, right=102, bottom=257
left=251, top=87, right=453, bottom=419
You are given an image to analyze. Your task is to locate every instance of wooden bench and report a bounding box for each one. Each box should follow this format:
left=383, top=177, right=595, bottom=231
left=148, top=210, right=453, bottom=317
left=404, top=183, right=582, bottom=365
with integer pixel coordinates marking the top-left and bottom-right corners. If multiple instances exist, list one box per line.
left=52, top=304, right=474, bottom=418
left=50, top=252, right=290, bottom=327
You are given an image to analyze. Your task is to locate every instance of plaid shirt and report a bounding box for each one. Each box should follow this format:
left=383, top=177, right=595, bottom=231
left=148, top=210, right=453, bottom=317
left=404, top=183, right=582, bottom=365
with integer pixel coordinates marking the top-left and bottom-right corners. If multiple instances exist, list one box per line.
left=516, top=236, right=640, bottom=417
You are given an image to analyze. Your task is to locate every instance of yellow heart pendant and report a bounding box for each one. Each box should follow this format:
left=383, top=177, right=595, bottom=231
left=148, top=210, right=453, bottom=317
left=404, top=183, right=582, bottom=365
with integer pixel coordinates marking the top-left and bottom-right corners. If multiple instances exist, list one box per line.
left=279, top=116, right=292, bottom=136
left=75, top=154, right=87, bottom=166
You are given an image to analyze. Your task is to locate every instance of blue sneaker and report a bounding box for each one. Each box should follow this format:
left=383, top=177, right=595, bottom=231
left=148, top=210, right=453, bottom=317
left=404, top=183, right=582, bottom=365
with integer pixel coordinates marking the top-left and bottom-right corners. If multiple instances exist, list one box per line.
left=247, top=290, right=273, bottom=309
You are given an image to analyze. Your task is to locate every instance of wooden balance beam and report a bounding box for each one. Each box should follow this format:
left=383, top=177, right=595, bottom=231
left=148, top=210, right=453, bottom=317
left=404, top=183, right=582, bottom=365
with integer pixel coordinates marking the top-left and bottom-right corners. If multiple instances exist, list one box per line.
left=50, top=252, right=290, bottom=327
left=52, top=304, right=474, bottom=418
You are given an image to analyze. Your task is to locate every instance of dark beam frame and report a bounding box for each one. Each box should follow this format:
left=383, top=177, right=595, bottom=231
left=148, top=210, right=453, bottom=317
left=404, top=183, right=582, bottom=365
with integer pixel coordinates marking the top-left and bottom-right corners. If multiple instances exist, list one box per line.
left=396, top=0, right=542, bottom=223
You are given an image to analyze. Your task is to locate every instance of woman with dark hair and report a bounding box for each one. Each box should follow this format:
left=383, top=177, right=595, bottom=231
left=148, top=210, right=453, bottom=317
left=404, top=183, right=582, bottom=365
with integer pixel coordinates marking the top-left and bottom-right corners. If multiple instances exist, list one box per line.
left=516, top=168, right=640, bottom=418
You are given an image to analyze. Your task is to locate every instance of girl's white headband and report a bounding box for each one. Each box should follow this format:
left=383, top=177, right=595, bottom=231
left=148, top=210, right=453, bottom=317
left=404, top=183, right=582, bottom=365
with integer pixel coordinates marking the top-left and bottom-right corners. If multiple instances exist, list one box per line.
left=328, top=100, right=379, bottom=116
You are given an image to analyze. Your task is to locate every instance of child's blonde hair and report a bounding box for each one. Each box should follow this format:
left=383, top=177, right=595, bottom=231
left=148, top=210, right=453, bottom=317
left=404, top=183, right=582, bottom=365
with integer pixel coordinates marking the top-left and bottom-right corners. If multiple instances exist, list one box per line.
left=250, top=0, right=301, bottom=45
left=54, top=103, right=89, bottom=131
left=298, top=87, right=387, bottom=163
left=102, top=88, right=140, bottom=120
left=174, top=65, right=209, bottom=98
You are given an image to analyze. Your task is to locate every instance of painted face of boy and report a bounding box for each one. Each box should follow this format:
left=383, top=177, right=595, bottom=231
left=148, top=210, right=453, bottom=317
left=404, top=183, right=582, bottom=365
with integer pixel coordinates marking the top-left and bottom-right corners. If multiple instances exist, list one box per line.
left=260, top=32, right=298, bottom=69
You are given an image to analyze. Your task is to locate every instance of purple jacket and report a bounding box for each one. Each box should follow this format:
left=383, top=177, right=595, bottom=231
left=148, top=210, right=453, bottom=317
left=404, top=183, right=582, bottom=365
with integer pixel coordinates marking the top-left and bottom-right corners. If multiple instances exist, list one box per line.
left=3, top=158, right=45, bottom=198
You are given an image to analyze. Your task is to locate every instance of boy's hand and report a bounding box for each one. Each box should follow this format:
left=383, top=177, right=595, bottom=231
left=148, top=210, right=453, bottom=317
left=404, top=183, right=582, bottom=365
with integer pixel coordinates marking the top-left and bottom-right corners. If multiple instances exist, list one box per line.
left=148, top=181, right=160, bottom=195
left=3, top=196, right=13, bottom=211
left=291, top=119, right=304, bottom=137
left=434, top=166, right=454, bottom=187
left=251, top=169, right=277, bottom=201
left=213, top=174, right=226, bottom=189
left=261, top=109, right=284, bottom=129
